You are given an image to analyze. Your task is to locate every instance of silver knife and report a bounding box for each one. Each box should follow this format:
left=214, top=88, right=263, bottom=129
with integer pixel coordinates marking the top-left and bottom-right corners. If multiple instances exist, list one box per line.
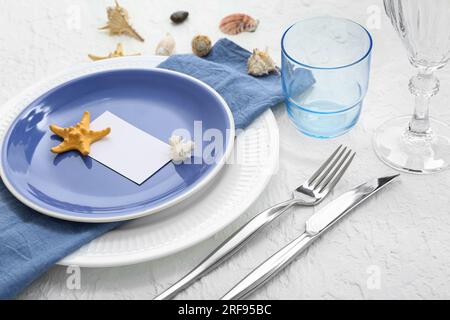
left=220, top=174, right=400, bottom=300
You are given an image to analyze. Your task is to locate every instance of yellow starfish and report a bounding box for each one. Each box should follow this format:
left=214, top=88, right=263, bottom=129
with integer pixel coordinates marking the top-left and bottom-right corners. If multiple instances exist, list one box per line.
left=49, top=111, right=111, bottom=156
left=88, top=43, right=140, bottom=61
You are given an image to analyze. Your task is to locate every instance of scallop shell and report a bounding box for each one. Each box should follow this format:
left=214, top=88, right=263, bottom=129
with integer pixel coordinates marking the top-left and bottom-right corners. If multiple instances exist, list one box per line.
left=219, top=13, right=259, bottom=35
left=247, top=48, right=278, bottom=76
left=155, top=33, right=175, bottom=56
left=191, top=35, right=212, bottom=57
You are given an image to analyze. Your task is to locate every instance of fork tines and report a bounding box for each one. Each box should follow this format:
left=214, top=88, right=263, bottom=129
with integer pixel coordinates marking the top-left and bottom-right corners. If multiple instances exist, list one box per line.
left=306, top=145, right=356, bottom=193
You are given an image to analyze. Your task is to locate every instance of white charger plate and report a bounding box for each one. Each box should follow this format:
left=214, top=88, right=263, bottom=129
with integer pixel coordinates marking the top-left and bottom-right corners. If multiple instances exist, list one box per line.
left=0, top=56, right=279, bottom=267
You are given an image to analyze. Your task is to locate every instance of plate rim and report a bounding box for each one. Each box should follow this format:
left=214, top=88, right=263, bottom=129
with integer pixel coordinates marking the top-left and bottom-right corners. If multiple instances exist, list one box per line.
left=0, top=57, right=235, bottom=223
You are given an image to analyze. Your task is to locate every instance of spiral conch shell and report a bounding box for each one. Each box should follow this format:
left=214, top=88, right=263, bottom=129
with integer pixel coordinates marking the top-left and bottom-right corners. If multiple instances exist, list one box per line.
left=191, top=35, right=212, bottom=57
left=169, top=135, right=195, bottom=162
left=219, top=13, right=259, bottom=35
left=99, top=0, right=144, bottom=42
left=247, top=48, right=278, bottom=77
left=155, top=33, right=175, bottom=56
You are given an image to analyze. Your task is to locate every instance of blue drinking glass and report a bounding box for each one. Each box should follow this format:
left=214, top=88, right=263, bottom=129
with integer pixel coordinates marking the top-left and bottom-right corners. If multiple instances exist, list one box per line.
left=281, top=16, right=373, bottom=138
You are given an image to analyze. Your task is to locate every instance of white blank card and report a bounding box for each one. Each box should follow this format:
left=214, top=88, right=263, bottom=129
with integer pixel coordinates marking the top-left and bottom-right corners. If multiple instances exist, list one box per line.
left=89, top=111, right=172, bottom=185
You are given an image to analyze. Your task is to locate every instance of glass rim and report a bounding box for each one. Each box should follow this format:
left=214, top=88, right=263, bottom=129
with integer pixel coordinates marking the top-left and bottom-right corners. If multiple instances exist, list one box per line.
left=281, top=16, right=373, bottom=70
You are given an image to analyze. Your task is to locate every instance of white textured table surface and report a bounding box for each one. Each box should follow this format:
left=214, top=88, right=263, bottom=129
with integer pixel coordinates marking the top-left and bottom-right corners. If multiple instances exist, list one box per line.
left=1, top=0, right=449, bottom=300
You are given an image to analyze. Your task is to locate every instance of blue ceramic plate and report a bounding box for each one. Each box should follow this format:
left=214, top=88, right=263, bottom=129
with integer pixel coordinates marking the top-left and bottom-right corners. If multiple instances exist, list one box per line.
left=0, top=68, right=234, bottom=222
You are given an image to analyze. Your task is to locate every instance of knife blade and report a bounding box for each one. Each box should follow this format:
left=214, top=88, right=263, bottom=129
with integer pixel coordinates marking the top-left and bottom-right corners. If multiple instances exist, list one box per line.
left=221, top=174, right=400, bottom=300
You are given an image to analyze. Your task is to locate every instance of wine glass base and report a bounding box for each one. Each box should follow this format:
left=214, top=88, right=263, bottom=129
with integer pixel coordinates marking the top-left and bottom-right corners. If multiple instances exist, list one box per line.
left=373, top=116, right=450, bottom=174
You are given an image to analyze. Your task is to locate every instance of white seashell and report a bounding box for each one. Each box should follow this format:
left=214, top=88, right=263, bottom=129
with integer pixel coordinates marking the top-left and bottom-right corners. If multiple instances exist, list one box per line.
left=247, top=48, right=278, bottom=76
left=155, top=33, right=176, bottom=56
left=169, top=135, right=195, bottom=162
left=168, top=135, right=182, bottom=146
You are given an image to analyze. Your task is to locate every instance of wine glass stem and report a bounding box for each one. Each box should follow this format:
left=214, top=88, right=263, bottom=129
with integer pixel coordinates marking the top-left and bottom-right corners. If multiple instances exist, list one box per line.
left=408, top=70, right=440, bottom=135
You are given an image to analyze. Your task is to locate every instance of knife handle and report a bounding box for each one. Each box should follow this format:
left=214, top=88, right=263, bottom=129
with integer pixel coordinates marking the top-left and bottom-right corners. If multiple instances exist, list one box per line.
left=153, top=199, right=298, bottom=300
left=221, top=232, right=315, bottom=300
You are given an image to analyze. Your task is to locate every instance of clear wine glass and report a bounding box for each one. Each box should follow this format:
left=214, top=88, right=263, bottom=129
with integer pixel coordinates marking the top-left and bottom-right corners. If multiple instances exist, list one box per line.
left=373, top=0, right=450, bottom=174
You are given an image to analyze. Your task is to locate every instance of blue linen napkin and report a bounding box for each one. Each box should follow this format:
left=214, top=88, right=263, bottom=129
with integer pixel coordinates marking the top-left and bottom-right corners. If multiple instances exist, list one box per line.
left=158, top=38, right=315, bottom=129
left=0, top=183, right=122, bottom=299
left=0, top=38, right=314, bottom=299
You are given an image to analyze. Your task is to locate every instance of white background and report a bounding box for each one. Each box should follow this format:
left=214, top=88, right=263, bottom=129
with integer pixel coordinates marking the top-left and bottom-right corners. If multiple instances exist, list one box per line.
left=0, top=0, right=449, bottom=299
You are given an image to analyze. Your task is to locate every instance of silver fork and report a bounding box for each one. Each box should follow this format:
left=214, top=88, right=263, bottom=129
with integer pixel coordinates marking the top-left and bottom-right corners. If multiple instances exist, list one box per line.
left=154, top=145, right=355, bottom=300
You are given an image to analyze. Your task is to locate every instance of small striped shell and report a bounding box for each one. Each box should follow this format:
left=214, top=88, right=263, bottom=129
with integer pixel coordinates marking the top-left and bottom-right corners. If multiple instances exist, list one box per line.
left=219, top=13, right=259, bottom=35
